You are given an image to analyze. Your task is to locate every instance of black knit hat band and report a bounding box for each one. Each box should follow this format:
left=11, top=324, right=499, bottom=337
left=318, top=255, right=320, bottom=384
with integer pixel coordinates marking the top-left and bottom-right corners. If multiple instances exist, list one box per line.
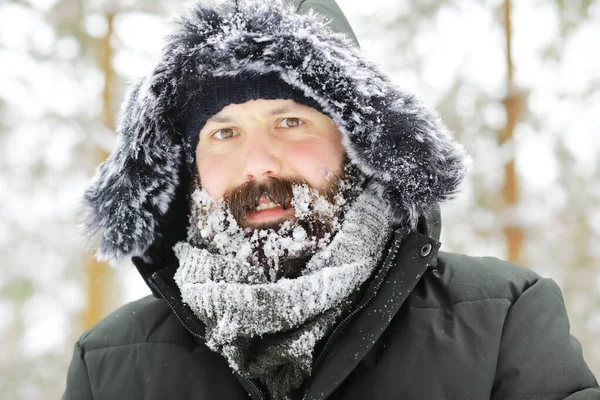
left=182, top=73, right=326, bottom=171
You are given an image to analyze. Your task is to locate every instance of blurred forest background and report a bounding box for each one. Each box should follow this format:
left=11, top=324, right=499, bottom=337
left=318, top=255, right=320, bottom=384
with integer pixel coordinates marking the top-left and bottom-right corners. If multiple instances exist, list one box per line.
left=1, top=0, right=599, bottom=398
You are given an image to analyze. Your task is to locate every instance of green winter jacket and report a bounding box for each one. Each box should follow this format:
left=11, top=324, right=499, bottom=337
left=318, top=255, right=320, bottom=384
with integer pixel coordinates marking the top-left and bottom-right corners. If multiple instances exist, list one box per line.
left=64, top=227, right=600, bottom=399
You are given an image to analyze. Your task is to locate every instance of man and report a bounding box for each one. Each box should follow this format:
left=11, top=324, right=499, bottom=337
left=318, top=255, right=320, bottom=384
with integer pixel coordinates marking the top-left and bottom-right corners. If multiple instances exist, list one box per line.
left=64, top=0, right=599, bottom=399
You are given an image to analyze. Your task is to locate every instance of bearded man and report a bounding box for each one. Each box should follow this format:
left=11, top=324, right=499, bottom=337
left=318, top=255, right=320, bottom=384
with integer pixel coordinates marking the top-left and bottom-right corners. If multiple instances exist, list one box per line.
left=63, top=0, right=599, bottom=399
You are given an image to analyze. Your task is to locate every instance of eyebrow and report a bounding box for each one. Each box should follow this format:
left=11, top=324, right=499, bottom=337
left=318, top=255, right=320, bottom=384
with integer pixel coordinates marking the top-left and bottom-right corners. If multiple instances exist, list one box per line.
left=265, top=105, right=294, bottom=117
left=206, top=105, right=296, bottom=124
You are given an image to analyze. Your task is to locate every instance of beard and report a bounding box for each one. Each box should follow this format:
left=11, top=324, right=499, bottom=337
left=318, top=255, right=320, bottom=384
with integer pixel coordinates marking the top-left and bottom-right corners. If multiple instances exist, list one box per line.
left=186, top=162, right=365, bottom=281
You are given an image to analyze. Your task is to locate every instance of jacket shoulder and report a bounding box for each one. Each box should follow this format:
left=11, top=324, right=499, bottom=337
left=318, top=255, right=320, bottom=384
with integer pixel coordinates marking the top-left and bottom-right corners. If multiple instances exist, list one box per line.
left=413, top=251, right=543, bottom=308
left=78, top=295, right=194, bottom=352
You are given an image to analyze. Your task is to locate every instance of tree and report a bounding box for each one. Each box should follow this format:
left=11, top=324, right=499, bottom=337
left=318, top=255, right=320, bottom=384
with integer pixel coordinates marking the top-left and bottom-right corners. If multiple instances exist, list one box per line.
left=0, top=0, right=178, bottom=397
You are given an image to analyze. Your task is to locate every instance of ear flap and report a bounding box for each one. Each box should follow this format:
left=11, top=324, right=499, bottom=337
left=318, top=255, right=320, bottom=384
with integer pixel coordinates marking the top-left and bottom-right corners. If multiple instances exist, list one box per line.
left=133, top=161, right=191, bottom=282
left=346, top=92, right=468, bottom=225
left=82, top=78, right=184, bottom=262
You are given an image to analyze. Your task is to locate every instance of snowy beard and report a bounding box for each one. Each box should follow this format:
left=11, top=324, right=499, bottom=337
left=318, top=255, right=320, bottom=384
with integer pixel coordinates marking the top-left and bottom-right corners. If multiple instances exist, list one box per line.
left=186, top=163, right=365, bottom=281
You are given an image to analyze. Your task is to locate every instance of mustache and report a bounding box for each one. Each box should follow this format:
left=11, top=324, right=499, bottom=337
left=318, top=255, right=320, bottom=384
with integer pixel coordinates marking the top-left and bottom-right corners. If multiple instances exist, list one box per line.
left=222, top=176, right=339, bottom=227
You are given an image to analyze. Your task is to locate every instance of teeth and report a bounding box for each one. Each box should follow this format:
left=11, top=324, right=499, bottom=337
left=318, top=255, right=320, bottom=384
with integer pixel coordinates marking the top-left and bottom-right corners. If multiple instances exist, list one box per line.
left=255, top=202, right=279, bottom=211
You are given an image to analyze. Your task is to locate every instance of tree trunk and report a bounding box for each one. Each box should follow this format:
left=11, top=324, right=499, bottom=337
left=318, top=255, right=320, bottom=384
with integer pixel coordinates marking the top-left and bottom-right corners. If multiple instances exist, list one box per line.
left=82, top=10, right=116, bottom=330
left=500, top=0, right=524, bottom=265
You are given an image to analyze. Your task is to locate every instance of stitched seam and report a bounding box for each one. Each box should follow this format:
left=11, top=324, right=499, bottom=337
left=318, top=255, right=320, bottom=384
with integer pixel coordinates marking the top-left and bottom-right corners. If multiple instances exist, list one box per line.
left=493, top=391, right=571, bottom=400
left=492, top=278, right=544, bottom=397
left=409, top=297, right=513, bottom=311
left=85, top=341, right=192, bottom=353
left=78, top=341, right=95, bottom=400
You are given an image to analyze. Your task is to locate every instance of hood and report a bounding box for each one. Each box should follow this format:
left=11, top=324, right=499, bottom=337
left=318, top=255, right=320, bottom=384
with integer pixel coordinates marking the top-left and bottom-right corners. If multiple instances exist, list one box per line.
left=82, top=0, right=467, bottom=266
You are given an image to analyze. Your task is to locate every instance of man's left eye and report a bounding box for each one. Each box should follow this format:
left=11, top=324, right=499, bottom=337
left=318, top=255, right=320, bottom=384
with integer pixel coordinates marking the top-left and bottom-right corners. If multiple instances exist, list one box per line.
left=277, top=117, right=303, bottom=128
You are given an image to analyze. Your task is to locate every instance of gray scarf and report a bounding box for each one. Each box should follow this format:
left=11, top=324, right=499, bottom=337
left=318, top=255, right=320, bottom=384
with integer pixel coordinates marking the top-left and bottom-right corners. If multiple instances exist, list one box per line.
left=174, top=187, right=398, bottom=399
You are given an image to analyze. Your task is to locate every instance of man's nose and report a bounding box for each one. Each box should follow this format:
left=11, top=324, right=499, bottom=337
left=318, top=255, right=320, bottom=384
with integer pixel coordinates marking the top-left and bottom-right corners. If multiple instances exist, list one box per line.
left=242, top=133, right=281, bottom=181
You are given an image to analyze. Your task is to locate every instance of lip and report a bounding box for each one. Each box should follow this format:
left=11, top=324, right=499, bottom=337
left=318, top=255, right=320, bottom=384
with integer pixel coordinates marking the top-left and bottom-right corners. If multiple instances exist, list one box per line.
left=245, top=205, right=295, bottom=225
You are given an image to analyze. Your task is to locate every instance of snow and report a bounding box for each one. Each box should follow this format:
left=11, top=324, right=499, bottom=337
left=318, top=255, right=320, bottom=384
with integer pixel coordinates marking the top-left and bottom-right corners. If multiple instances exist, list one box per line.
left=185, top=178, right=348, bottom=274
left=174, top=182, right=396, bottom=365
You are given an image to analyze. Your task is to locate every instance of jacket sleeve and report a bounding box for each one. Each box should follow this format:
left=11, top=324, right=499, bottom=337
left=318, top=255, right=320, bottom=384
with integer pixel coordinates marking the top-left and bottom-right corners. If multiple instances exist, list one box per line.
left=63, top=340, right=94, bottom=400
left=492, top=277, right=600, bottom=400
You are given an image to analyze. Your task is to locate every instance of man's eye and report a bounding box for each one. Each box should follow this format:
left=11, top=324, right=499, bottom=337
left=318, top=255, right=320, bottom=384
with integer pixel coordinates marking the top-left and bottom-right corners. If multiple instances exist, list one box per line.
left=277, top=117, right=303, bottom=128
left=212, top=128, right=238, bottom=140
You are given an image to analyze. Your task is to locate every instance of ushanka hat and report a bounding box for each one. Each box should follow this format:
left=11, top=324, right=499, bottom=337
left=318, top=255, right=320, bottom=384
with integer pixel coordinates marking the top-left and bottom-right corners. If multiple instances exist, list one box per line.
left=82, top=0, right=469, bottom=266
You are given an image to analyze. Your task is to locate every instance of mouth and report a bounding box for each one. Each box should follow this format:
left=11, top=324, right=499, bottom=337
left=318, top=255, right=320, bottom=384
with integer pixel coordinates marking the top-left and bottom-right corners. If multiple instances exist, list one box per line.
left=254, top=200, right=283, bottom=211
left=244, top=196, right=295, bottom=226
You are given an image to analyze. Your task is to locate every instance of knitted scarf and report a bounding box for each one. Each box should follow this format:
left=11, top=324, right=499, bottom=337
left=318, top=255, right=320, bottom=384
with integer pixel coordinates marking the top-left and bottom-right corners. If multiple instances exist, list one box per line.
left=173, top=186, right=399, bottom=399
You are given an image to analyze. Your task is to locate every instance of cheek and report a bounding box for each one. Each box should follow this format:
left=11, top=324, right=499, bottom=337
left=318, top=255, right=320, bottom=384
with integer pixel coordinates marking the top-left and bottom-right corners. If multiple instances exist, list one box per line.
left=284, top=141, right=344, bottom=186
left=197, top=155, right=235, bottom=200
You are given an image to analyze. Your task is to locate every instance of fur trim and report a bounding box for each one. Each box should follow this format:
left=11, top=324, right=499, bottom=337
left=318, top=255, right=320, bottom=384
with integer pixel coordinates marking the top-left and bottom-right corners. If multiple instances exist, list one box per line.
left=82, top=0, right=469, bottom=263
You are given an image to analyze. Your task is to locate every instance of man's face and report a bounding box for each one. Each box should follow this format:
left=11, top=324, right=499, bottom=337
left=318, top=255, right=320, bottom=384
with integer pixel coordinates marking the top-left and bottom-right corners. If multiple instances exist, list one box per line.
left=195, top=99, right=346, bottom=228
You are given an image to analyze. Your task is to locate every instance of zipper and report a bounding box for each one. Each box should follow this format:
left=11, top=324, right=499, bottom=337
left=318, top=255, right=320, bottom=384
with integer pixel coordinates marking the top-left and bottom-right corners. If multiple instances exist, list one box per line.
left=150, top=275, right=267, bottom=400
left=232, top=371, right=267, bottom=400
left=302, top=230, right=405, bottom=400
left=247, top=377, right=266, bottom=400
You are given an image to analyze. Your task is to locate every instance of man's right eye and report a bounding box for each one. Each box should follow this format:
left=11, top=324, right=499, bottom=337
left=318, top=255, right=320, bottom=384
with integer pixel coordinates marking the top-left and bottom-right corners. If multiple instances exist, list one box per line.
left=212, top=128, right=238, bottom=140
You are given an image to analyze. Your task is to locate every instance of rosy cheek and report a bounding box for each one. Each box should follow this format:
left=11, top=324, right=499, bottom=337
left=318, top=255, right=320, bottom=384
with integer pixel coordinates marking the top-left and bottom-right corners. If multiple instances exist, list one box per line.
left=285, top=144, right=340, bottom=186
left=197, top=156, right=233, bottom=200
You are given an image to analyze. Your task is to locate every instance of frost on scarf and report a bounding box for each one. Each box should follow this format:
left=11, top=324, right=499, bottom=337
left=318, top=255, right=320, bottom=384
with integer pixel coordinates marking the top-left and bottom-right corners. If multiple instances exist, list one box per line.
left=173, top=181, right=400, bottom=381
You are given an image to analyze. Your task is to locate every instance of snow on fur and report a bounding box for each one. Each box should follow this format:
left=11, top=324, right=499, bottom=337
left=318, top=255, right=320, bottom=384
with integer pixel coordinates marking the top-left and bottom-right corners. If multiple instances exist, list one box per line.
left=82, top=0, right=469, bottom=263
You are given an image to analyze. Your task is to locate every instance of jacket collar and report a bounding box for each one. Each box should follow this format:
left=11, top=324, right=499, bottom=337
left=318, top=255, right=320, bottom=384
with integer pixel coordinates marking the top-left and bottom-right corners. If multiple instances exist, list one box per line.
left=303, top=230, right=440, bottom=399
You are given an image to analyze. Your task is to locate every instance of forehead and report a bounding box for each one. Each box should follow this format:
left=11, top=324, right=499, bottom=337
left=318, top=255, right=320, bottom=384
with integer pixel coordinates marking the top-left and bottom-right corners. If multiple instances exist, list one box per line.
left=206, top=99, right=321, bottom=124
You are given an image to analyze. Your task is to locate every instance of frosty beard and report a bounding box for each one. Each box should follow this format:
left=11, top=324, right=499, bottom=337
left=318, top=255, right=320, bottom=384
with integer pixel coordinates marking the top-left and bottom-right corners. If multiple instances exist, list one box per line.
left=186, top=163, right=365, bottom=281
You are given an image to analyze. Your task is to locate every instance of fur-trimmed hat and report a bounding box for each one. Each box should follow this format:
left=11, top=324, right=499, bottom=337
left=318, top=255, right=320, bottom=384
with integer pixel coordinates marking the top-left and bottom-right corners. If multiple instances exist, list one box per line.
left=82, top=0, right=469, bottom=265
